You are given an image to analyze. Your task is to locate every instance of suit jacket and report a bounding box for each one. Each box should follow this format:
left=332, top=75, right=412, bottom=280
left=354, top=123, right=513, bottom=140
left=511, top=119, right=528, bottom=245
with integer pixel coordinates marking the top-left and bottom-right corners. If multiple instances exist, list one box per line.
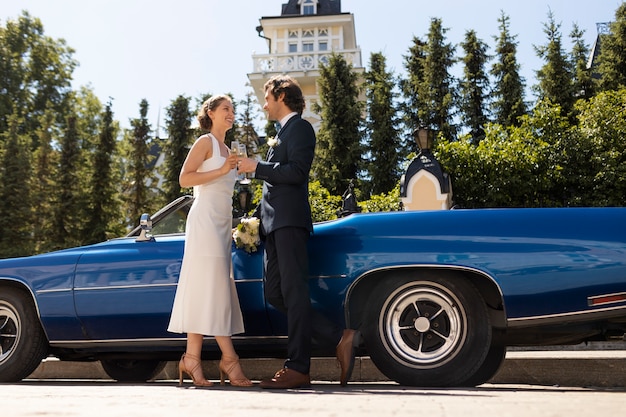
left=255, top=115, right=315, bottom=235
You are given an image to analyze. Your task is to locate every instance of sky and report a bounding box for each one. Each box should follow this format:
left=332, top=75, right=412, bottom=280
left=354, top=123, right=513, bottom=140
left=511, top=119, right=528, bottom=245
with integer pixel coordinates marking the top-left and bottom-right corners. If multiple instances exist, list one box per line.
left=1, top=0, right=623, bottom=134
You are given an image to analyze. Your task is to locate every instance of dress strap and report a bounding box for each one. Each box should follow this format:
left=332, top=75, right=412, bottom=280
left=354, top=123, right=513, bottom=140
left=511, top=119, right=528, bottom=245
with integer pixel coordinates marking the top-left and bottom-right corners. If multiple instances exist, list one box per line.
left=206, top=133, right=220, bottom=159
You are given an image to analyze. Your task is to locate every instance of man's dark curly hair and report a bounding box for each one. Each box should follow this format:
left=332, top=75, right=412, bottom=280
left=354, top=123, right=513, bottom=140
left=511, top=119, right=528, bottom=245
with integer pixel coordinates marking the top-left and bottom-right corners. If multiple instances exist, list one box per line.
left=264, top=75, right=305, bottom=115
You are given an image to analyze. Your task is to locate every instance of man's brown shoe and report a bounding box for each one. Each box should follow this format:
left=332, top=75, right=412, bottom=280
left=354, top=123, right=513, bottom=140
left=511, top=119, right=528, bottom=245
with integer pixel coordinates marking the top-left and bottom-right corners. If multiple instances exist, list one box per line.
left=336, top=329, right=360, bottom=386
left=259, top=368, right=311, bottom=389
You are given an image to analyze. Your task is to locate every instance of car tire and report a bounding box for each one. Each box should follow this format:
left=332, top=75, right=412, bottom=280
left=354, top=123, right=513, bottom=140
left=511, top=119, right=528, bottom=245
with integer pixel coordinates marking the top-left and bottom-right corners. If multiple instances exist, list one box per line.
left=100, top=359, right=167, bottom=382
left=457, top=345, right=507, bottom=386
left=0, top=287, right=48, bottom=382
left=363, top=272, right=492, bottom=387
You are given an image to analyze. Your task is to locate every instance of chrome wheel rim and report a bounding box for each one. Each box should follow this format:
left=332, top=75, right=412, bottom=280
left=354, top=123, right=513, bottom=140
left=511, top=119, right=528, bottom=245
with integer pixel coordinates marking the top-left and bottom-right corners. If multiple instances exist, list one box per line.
left=380, top=282, right=466, bottom=368
left=0, top=303, right=20, bottom=364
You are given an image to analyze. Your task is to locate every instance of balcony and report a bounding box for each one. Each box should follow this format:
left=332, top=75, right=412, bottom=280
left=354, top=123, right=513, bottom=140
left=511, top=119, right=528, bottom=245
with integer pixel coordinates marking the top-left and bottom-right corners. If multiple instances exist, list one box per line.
left=251, top=49, right=362, bottom=74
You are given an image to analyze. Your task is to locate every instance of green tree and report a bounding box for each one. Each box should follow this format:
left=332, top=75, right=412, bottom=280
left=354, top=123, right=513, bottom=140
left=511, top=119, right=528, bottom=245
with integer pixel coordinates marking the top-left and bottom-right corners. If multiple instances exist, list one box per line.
left=421, top=18, right=457, bottom=140
left=364, top=52, right=401, bottom=195
left=161, top=95, right=193, bottom=202
left=574, top=88, right=626, bottom=206
left=491, top=11, right=527, bottom=127
left=31, top=108, right=59, bottom=253
left=123, top=99, right=156, bottom=228
left=85, top=101, right=123, bottom=243
left=308, top=180, right=342, bottom=223
left=0, top=114, right=33, bottom=258
left=400, top=35, right=428, bottom=151
left=312, top=52, right=363, bottom=195
left=237, top=86, right=262, bottom=159
left=570, top=23, right=595, bottom=101
left=0, top=11, right=77, bottom=137
left=595, top=3, right=626, bottom=91
left=459, top=29, right=491, bottom=142
left=534, top=10, right=575, bottom=118
left=51, top=115, right=83, bottom=249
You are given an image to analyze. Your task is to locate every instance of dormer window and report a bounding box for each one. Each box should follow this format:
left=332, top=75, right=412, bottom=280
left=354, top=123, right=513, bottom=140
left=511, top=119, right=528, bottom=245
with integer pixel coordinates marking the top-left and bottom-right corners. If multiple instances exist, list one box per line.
left=300, top=0, right=316, bottom=15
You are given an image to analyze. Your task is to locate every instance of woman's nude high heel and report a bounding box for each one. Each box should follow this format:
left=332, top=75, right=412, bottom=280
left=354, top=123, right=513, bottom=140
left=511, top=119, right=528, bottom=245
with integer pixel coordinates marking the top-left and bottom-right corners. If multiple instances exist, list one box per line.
left=178, top=353, right=213, bottom=387
left=219, top=356, right=253, bottom=387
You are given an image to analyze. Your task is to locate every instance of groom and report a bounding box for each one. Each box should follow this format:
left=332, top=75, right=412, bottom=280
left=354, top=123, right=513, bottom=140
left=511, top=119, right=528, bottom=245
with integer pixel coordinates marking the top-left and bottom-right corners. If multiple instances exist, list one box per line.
left=237, top=74, right=359, bottom=389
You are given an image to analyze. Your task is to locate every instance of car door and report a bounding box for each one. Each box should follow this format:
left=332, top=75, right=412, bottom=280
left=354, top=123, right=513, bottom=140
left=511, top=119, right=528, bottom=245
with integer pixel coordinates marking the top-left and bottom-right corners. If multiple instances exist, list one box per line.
left=72, top=236, right=185, bottom=341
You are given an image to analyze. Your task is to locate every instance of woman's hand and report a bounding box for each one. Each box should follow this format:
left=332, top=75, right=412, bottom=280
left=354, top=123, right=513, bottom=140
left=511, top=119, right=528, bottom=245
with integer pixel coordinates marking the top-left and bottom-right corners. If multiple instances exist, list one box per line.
left=223, top=153, right=238, bottom=174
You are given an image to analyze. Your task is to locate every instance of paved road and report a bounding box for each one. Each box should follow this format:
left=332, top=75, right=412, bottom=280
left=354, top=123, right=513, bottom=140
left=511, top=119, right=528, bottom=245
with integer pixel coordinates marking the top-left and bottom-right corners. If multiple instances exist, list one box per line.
left=2, top=380, right=625, bottom=417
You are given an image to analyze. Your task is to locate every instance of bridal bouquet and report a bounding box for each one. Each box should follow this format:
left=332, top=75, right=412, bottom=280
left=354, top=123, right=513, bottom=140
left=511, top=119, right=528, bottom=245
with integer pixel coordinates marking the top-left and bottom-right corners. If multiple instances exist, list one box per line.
left=232, top=216, right=261, bottom=253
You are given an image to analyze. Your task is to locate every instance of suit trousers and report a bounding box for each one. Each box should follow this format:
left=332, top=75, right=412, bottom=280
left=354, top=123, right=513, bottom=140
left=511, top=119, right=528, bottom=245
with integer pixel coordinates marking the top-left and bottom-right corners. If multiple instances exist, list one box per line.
left=264, top=227, right=342, bottom=374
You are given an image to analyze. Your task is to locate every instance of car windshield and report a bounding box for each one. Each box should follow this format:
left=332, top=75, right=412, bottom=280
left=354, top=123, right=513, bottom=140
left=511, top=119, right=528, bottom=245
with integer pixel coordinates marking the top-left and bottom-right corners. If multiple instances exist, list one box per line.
left=126, top=195, right=193, bottom=237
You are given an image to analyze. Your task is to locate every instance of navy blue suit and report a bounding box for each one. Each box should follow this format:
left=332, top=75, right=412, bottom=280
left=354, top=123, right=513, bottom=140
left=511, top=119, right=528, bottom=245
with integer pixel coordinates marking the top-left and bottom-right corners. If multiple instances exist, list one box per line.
left=255, top=115, right=341, bottom=374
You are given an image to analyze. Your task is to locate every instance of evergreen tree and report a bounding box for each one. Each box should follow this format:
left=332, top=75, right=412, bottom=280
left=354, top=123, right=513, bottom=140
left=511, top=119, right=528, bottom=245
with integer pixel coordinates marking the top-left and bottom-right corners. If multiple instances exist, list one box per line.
left=32, top=108, right=59, bottom=253
left=0, top=114, right=33, bottom=258
left=312, top=52, right=363, bottom=195
left=595, top=3, right=626, bottom=91
left=124, top=99, right=155, bottom=228
left=364, top=52, right=401, bottom=195
left=51, top=115, right=83, bottom=249
left=569, top=23, right=595, bottom=101
left=237, top=87, right=262, bottom=159
left=459, top=29, right=491, bottom=142
left=534, top=10, right=575, bottom=118
left=399, top=36, right=428, bottom=144
left=161, top=95, right=193, bottom=202
left=85, top=101, right=122, bottom=243
left=421, top=18, right=457, bottom=140
left=491, top=11, right=527, bottom=127
left=400, top=36, right=428, bottom=153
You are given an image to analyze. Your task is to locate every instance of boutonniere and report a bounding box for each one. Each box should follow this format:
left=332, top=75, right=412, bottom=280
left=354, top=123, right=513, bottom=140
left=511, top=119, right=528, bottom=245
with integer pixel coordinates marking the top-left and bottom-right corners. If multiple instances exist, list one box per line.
left=267, top=136, right=281, bottom=148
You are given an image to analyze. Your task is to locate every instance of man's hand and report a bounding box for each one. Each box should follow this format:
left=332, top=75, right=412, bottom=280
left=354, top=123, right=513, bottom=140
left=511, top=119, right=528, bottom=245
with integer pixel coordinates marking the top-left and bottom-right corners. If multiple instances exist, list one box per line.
left=237, top=157, right=258, bottom=174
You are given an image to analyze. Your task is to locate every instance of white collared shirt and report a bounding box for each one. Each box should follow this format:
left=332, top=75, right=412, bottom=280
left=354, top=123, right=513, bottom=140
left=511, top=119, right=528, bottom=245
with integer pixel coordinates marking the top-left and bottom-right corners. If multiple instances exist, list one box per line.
left=278, top=112, right=297, bottom=133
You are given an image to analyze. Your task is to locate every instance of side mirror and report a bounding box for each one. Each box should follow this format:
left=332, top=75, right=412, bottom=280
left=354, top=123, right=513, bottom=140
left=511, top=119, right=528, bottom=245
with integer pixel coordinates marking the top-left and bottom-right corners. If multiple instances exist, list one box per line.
left=136, top=213, right=155, bottom=242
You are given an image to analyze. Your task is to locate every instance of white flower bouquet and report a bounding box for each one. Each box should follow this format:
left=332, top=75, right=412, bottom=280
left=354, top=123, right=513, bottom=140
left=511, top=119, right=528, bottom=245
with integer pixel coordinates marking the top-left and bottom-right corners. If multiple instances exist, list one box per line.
left=232, top=216, right=261, bottom=253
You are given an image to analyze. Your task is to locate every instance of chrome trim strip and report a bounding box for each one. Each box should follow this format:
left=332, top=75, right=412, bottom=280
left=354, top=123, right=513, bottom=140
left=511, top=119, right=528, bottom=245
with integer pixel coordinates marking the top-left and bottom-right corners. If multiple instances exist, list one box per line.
left=235, top=278, right=264, bottom=283
left=73, top=283, right=176, bottom=291
left=58, top=279, right=263, bottom=293
left=507, top=304, right=626, bottom=327
left=311, top=274, right=347, bottom=279
left=37, top=288, right=72, bottom=294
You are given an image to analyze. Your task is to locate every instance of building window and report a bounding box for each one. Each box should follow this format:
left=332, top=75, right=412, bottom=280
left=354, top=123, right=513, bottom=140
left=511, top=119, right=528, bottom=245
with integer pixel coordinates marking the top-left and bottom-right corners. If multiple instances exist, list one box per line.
left=301, top=0, right=316, bottom=15
left=303, top=29, right=314, bottom=38
left=289, top=30, right=299, bottom=38
left=319, top=42, right=328, bottom=51
left=318, top=28, right=328, bottom=37
left=303, top=42, right=314, bottom=52
left=289, top=43, right=298, bottom=53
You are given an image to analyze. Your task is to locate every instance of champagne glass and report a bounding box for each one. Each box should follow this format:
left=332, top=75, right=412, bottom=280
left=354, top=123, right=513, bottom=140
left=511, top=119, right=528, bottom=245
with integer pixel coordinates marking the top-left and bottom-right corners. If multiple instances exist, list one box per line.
left=230, top=141, right=240, bottom=178
left=237, top=143, right=251, bottom=184
left=230, top=141, right=240, bottom=156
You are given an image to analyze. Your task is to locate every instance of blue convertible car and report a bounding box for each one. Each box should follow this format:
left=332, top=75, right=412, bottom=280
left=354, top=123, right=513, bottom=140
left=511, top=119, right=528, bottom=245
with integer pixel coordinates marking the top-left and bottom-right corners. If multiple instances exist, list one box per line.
left=1, top=195, right=626, bottom=386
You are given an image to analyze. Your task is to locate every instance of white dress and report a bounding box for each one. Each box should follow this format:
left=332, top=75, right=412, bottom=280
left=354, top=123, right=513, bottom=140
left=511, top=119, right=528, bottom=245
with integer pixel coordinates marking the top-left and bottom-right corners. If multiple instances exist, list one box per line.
left=167, top=134, right=244, bottom=336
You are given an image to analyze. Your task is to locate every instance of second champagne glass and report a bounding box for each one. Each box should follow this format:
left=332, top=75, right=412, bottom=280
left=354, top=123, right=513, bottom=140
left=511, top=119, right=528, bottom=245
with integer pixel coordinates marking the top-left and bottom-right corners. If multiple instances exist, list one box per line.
left=237, top=143, right=251, bottom=184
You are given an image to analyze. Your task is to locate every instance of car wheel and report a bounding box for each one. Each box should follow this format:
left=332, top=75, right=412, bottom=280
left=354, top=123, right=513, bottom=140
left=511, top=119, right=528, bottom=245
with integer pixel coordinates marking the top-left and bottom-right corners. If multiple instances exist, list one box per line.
left=0, top=287, right=48, bottom=382
left=100, top=359, right=167, bottom=382
left=363, top=272, right=492, bottom=387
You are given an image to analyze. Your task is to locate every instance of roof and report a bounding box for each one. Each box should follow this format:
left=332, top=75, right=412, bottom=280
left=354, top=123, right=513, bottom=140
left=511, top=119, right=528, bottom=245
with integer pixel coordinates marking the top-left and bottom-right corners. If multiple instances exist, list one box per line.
left=280, top=0, right=342, bottom=16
